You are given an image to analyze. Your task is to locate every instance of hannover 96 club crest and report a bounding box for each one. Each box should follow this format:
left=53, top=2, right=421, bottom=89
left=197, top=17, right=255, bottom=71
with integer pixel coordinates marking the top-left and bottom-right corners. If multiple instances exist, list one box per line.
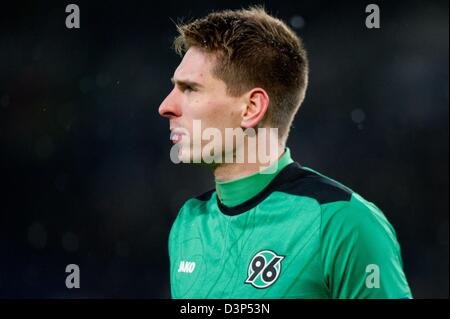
left=245, top=250, right=285, bottom=289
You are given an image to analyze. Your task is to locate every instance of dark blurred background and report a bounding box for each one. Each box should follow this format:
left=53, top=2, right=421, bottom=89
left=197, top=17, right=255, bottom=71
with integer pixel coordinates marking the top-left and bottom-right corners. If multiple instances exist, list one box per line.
left=0, top=0, right=448, bottom=298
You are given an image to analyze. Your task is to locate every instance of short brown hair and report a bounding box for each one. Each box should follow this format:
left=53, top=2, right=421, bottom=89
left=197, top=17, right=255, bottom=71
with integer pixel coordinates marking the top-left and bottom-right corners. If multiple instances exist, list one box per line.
left=174, top=6, right=309, bottom=139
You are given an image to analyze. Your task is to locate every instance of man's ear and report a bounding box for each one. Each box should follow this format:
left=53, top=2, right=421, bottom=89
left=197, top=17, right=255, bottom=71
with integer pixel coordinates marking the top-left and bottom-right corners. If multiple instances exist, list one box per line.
left=240, top=88, right=269, bottom=129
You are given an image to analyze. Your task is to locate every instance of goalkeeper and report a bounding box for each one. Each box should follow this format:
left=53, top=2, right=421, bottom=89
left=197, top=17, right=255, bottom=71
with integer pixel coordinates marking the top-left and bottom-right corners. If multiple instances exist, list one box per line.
left=158, top=7, right=412, bottom=299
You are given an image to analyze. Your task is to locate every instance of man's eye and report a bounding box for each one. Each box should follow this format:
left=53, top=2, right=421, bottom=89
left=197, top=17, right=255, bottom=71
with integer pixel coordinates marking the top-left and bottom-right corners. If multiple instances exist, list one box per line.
left=175, top=83, right=196, bottom=93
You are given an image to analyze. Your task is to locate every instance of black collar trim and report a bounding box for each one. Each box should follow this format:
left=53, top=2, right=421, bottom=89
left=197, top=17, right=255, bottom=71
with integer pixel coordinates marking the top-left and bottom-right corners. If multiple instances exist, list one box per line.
left=217, top=162, right=310, bottom=216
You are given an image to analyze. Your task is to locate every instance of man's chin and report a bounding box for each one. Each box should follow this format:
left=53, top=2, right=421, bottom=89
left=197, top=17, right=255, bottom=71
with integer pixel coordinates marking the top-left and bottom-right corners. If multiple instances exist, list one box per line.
left=178, top=156, right=218, bottom=166
left=177, top=150, right=222, bottom=167
left=176, top=148, right=202, bottom=164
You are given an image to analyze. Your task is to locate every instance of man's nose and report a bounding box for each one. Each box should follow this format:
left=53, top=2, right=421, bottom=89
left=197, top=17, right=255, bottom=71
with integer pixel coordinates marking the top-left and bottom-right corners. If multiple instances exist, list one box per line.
left=158, top=89, right=181, bottom=119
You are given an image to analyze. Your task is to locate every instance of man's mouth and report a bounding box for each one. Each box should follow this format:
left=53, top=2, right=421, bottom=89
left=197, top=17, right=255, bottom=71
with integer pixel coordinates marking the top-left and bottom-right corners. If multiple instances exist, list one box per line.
left=170, top=130, right=185, bottom=144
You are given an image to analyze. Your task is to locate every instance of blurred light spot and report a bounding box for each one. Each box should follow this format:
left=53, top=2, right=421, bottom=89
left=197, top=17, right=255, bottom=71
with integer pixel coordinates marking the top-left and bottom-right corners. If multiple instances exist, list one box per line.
left=290, top=15, right=305, bottom=29
left=28, top=222, right=47, bottom=250
left=62, top=232, right=79, bottom=252
left=1, top=94, right=9, bottom=108
left=35, top=135, right=54, bottom=160
left=96, top=73, right=111, bottom=88
left=351, top=108, right=366, bottom=124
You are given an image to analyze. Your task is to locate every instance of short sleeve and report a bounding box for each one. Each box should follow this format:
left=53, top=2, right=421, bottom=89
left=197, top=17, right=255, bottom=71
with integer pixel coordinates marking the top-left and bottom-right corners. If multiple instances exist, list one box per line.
left=320, top=194, right=412, bottom=299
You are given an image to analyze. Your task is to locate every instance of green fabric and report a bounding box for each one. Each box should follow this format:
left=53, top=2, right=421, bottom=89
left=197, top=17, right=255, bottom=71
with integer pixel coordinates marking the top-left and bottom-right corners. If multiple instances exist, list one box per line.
left=169, top=167, right=412, bottom=299
left=215, top=148, right=293, bottom=207
left=320, top=194, right=411, bottom=298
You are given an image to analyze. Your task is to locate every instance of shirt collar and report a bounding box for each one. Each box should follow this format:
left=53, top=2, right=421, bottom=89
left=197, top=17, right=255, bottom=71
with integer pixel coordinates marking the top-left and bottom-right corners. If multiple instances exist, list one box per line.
left=215, top=148, right=294, bottom=207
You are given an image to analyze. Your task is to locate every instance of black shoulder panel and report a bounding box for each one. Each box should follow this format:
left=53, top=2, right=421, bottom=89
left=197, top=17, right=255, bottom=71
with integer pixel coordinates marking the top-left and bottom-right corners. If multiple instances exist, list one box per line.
left=276, top=164, right=352, bottom=204
left=217, top=162, right=352, bottom=216
left=195, top=189, right=215, bottom=202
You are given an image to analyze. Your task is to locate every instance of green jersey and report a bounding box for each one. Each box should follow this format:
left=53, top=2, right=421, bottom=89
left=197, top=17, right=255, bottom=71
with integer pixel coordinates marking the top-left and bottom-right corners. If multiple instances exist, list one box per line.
left=169, top=150, right=412, bottom=299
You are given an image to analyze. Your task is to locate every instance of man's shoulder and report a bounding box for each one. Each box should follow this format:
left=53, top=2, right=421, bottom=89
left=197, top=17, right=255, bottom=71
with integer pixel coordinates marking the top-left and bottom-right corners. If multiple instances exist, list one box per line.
left=274, top=164, right=392, bottom=229
left=176, top=189, right=216, bottom=217
left=320, top=192, right=395, bottom=239
left=194, top=189, right=216, bottom=202
left=170, top=190, right=216, bottom=238
left=273, top=163, right=353, bottom=205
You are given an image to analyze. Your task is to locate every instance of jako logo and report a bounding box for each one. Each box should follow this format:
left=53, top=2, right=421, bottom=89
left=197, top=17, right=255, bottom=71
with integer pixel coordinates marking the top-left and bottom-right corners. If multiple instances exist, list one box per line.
left=178, top=261, right=196, bottom=273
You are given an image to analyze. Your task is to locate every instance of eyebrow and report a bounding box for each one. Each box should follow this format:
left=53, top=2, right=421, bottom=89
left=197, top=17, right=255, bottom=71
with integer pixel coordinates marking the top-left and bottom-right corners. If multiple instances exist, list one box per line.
left=171, top=77, right=203, bottom=89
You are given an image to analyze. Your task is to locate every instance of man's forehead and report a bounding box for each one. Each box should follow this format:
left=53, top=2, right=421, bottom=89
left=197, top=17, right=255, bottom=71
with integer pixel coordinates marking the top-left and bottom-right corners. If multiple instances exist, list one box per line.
left=173, top=47, right=216, bottom=81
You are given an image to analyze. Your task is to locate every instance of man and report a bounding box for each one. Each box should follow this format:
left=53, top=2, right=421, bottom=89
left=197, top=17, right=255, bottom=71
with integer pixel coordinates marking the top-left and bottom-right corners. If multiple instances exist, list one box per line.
left=159, top=7, right=412, bottom=298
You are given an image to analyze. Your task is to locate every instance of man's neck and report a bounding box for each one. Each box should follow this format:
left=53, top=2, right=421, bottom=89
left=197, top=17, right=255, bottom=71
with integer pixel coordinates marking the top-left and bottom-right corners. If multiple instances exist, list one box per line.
left=213, top=143, right=285, bottom=181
